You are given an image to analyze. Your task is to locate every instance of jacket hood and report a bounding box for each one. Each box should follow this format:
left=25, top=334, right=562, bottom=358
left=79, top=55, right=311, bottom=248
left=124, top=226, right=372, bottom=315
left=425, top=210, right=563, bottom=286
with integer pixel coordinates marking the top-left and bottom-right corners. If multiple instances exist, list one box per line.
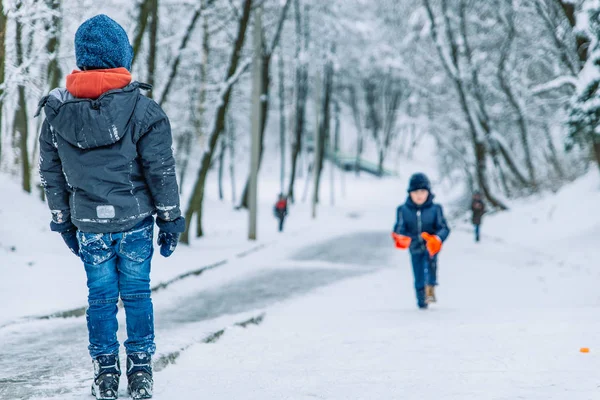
left=66, top=68, right=132, bottom=99
left=41, top=83, right=141, bottom=149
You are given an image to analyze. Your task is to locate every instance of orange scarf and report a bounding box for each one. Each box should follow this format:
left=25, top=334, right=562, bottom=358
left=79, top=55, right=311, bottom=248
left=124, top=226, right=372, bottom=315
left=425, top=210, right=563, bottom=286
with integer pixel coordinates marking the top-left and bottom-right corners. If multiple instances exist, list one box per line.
left=66, top=67, right=132, bottom=99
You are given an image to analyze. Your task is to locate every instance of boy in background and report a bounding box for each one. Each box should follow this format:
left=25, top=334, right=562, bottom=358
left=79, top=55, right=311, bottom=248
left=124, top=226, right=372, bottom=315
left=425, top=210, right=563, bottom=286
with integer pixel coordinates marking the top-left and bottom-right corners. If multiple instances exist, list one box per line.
left=392, top=173, right=450, bottom=309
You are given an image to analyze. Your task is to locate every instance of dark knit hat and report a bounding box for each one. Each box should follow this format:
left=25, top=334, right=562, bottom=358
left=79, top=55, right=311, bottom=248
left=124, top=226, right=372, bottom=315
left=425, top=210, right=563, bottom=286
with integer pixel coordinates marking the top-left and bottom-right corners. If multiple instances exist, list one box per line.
left=75, top=15, right=133, bottom=70
left=407, top=173, right=431, bottom=193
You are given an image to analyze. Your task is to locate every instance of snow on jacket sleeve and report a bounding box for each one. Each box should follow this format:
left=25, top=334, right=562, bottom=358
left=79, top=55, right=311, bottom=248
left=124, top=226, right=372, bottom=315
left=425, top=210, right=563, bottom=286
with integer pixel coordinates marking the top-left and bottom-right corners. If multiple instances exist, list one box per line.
left=393, top=205, right=407, bottom=235
left=137, top=100, right=181, bottom=222
left=434, top=204, right=450, bottom=242
left=39, top=119, right=72, bottom=227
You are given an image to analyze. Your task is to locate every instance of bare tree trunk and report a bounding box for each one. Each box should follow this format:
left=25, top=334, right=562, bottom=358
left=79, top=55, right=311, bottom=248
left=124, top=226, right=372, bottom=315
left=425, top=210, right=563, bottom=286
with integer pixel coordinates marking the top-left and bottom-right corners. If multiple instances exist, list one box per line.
left=542, top=123, right=564, bottom=180
left=498, top=2, right=536, bottom=188
left=240, top=47, right=270, bottom=209
left=181, top=0, right=253, bottom=244
left=176, top=131, right=192, bottom=194
left=594, top=139, right=600, bottom=174
left=558, top=0, right=589, bottom=65
left=45, top=0, right=61, bottom=91
left=239, top=0, right=292, bottom=209
left=348, top=85, right=363, bottom=176
left=14, top=13, right=30, bottom=193
left=0, top=1, right=6, bottom=164
left=146, top=0, right=158, bottom=99
left=287, top=0, right=309, bottom=202
left=379, top=82, right=402, bottom=177
left=313, top=50, right=333, bottom=208
left=191, top=15, right=211, bottom=232
left=218, top=136, right=225, bottom=200
left=278, top=50, right=286, bottom=194
left=132, top=0, right=151, bottom=66
left=228, top=115, right=237, bottom=204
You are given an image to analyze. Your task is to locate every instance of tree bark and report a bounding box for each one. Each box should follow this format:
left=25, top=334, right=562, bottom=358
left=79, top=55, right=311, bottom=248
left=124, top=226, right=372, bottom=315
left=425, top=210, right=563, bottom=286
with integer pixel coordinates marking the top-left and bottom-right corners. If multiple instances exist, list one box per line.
left=498, top=2, right=536, bottom=188
left=181, top=0, right=253, bottom=244
left=239, top=0, right=292, bottom=209
left=278, top=50, right=286, bottom=194
left=14, top=13, right=30, bottom=193
left=45, top=0, right=61, bottom=91
left=176, top=131, right=192, bottom=194
left=558, top=0, right=589, bottom=64
left=347, top=85, right=363, bottom=176
left=287, top=0, right=309, bottom=202
left=146, top=0, right=159, bottom=98
left=228, top=115, right=237, bottom=204
left=313, top=51, right=333, bottom=208
left=132, top=0, right=151, bottom=66
left=594, top=138, right=600, bottom=175
left=542, top=123, right=564, bottom=180
left=218, top=136, right=225, bottom=200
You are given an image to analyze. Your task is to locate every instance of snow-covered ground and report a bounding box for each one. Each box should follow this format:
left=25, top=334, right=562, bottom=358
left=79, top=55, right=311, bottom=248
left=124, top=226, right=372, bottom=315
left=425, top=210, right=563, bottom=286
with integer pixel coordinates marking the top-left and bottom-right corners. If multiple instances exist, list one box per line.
left=152, top=171, right=600, bottom=400
left=1, top=168, right=599, bottom=399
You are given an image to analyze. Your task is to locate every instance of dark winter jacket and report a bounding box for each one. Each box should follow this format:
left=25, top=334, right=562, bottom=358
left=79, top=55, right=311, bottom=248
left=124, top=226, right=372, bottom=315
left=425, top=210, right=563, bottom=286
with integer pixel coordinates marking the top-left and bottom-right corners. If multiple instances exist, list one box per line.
left=471, top=199, right=485, bottom=225
left=393, top=194, right=450, bottom=254
left=38, top=82, right=181, bottom=233
left=274, top=199, right=288, bottom=218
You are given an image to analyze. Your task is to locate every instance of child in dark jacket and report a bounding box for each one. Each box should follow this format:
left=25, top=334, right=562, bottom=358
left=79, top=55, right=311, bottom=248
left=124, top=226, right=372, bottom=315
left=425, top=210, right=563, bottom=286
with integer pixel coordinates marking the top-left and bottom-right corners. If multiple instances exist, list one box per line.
left=38, top=15, right=184, bottom=400
left=392, top=173, right=450, bottom=309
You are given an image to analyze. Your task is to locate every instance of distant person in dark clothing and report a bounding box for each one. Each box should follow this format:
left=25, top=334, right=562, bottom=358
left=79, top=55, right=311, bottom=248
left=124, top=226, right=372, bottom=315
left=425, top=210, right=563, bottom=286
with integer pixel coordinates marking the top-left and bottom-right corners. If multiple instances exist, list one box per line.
left=471, top=192, right=485, bottom=242
left=274, top=194, right=288, bottom=232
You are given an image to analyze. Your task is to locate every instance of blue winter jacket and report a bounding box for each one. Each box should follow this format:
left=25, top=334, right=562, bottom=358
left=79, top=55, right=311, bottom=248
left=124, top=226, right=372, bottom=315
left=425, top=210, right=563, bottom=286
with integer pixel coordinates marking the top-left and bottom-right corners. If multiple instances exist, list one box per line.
left=393, top=194, right=450, bottom=254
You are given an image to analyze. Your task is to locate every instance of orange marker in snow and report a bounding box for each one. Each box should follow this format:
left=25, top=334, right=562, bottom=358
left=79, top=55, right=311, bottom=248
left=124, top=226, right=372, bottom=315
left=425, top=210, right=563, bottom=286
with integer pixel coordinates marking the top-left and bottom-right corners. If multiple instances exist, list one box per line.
left=580, top=347, right=590, bottom=353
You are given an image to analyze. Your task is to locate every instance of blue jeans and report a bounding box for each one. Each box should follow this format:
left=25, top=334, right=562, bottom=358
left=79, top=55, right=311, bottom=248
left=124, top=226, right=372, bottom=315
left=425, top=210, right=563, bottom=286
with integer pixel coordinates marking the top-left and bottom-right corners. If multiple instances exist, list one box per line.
left=474, top=224, right=480, bottom=242
left=77, top=216, right=156, bottom=358
left=410, top=251, right=438, bottom=308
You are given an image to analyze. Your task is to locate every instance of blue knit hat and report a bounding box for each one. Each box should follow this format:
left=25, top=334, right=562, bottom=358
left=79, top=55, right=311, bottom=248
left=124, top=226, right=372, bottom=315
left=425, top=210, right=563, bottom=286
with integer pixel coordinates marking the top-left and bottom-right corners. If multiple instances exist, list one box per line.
left=407, top=173, right=431, bottom=193
left=75, top=15, right=133, bottom=70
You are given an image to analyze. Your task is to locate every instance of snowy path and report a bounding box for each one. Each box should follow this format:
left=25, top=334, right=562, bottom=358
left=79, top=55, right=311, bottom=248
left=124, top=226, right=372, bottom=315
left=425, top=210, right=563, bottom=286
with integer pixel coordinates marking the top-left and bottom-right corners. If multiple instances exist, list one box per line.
left=154, top=228, right=600, bottom=400
left=2, top=207, right=600, bottom=399
left=0, top=232, right=391, bottom=400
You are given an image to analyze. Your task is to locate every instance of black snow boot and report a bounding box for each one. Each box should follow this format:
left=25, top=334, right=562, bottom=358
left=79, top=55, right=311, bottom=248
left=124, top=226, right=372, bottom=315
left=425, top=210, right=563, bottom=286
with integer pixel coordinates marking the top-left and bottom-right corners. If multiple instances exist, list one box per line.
left=127, top=352, right=153, bottom=399
left=91, top=354, right=121, bottom=400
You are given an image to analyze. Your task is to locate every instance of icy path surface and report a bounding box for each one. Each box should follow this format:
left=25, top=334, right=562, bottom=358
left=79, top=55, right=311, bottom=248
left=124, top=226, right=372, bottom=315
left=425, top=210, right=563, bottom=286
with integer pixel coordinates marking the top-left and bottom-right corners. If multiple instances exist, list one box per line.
left=0, top=232, right=390, bottom=400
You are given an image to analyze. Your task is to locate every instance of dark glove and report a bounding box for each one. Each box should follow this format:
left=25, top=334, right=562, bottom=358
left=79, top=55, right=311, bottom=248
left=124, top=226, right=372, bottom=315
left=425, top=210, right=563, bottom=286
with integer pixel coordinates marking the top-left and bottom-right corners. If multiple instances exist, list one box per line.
left=157, top=231, right=180, bottom=258
left=50, top=220, right=79, bottom=256
left=156, top=217, right=186, bottom=258
left=61, top=230, right=80, bottom=256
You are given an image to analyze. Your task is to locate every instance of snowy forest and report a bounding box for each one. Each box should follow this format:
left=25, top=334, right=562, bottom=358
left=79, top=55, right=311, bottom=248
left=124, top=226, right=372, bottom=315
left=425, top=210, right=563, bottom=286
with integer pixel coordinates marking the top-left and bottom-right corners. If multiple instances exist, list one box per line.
left=0, top=0, right=599, bottom=238
left=3, top=1, right=600, bottom=399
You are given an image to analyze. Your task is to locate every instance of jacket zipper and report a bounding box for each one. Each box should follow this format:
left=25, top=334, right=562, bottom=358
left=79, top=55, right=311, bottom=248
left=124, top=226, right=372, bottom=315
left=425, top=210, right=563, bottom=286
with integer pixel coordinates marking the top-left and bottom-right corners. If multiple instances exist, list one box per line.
left=417, top=210, right=423, bottom=249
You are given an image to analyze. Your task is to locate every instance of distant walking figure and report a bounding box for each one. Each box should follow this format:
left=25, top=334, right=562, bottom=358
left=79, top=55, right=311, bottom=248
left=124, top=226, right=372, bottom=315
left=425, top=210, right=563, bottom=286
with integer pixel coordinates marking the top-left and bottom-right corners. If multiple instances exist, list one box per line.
left=274, top=194, right=288, bottom=232
left=471, top=192, right=485, bottom=243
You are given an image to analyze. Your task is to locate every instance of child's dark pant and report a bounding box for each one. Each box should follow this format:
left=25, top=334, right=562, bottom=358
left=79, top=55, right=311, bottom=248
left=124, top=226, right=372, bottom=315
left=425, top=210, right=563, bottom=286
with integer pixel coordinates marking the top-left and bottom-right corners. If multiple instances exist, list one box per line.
left=410, top=251, right=438, bottom=308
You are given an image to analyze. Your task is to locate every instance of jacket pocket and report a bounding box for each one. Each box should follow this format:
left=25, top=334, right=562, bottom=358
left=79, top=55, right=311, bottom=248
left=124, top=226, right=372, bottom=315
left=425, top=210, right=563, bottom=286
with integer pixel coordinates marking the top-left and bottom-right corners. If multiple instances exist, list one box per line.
left=77, top=232, right=113, bottom=266
left=119, top=222, right=154, bottom=263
